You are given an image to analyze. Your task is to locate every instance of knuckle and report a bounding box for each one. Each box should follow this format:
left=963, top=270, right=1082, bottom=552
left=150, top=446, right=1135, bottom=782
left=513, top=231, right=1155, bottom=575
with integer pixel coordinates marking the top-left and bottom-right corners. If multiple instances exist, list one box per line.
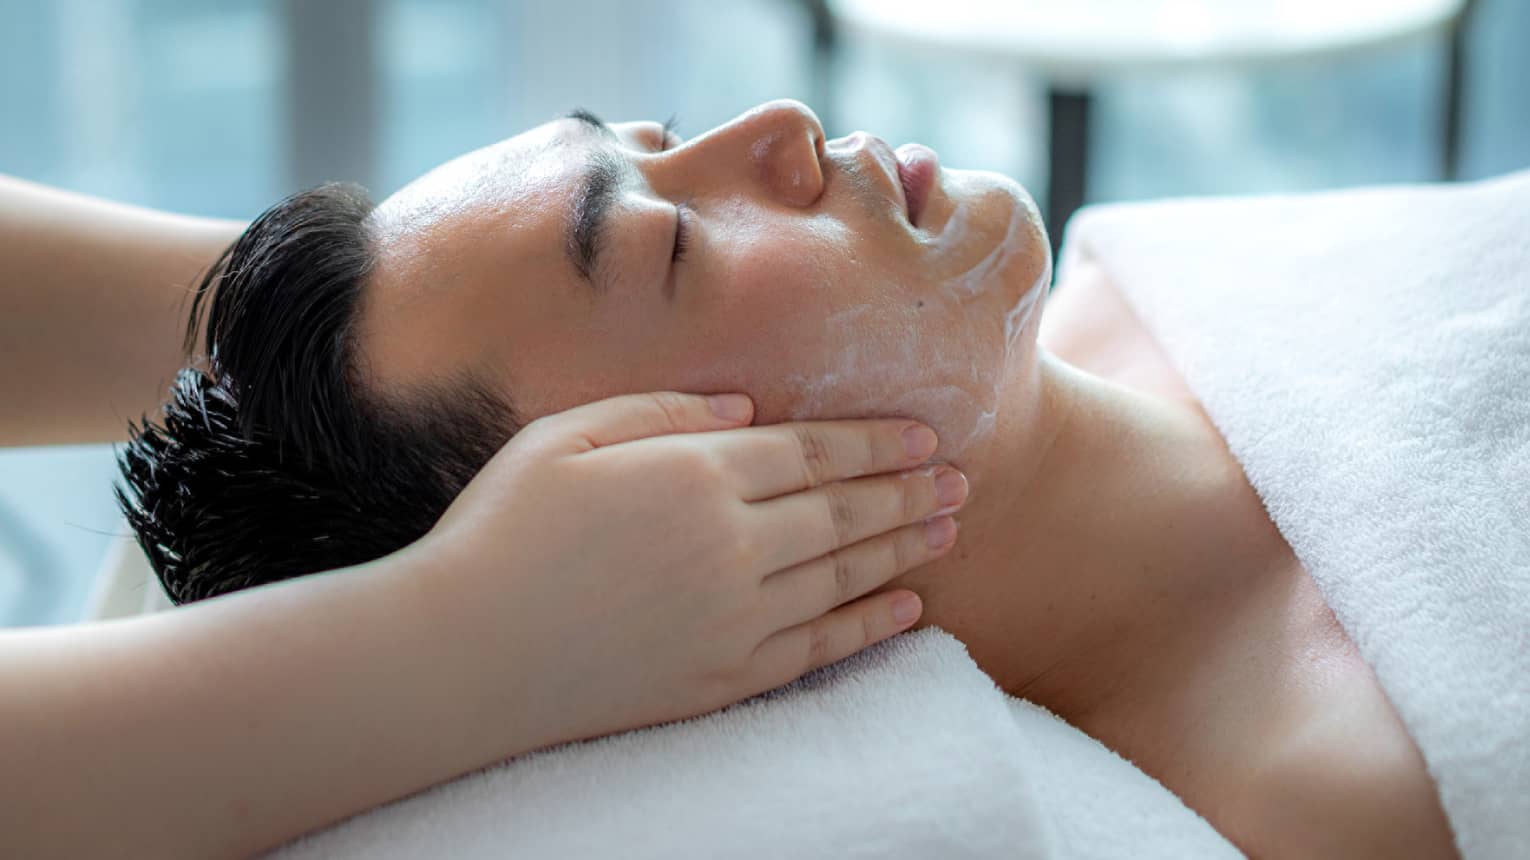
left=899, top=476, right=924, bottom=521
left=861, top=607, right=878, bottom=650
left=830, top=548, right=856, bottom=605
left=510, top=419, right=558, bottom=455
left=890, top=527, right=912, bottom=572
left=648, top=391, right=693, bottom=429
left=731, top=532, right=761, bottom=568
left=806, top=621, right=834, bottom=669
left=667, top=446, right=730, bottom=501
left=793, top=425, right=835, bottom=486
left=823, top=484, right=858, bottom=545
left=859, top=429, right=880, bottom=478
left=724, top=652, right=756, bottom=687
left=688, top=446, right=731, bottom=485
left=700, top=664, right=744, bottom=703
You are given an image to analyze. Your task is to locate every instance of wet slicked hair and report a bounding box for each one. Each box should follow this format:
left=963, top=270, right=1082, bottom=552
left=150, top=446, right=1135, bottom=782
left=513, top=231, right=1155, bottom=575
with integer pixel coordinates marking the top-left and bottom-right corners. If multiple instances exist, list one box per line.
left=117, top=183, right=517, bottom=604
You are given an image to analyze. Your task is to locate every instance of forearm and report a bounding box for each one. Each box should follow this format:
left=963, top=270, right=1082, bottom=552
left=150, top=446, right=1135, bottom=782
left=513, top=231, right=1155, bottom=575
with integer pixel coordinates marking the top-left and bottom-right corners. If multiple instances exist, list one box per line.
left=0, top=175, right=243, bottom=446
left=0, top=550, right=551, bottom=859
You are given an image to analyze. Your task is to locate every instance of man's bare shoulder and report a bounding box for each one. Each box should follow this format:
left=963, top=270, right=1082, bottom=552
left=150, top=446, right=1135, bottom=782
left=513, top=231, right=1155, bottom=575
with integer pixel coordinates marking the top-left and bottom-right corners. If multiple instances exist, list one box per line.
left=1231, top=614, right=1459, bottom=860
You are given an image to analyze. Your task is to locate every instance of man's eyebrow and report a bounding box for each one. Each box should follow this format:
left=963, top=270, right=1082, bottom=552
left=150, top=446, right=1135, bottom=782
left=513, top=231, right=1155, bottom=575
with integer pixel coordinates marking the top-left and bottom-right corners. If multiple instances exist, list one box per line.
left=566, top=145, right=625, bottom=287
left=566, top=107, right=618, bottom=141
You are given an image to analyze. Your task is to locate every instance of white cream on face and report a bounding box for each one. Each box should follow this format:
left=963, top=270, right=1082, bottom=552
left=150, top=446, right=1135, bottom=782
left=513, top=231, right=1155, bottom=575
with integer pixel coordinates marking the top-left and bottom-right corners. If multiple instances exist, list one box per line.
left=785, top=170, right=1051, bottom=461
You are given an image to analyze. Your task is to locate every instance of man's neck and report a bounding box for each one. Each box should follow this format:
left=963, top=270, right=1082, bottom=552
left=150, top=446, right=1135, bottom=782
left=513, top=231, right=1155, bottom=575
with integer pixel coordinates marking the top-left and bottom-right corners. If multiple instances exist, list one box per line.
left=914, top=351, right=1298, bottom=755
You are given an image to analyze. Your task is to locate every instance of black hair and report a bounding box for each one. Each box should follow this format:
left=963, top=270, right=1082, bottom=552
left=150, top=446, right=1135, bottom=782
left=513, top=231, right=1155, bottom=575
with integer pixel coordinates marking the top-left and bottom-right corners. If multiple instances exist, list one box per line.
left=116, top=183, right=517, bottom=604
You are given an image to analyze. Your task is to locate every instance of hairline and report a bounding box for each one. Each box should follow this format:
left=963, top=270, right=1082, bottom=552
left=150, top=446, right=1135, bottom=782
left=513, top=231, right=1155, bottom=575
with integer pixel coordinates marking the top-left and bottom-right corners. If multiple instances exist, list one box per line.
left=347, top=209, right=520, bottom=439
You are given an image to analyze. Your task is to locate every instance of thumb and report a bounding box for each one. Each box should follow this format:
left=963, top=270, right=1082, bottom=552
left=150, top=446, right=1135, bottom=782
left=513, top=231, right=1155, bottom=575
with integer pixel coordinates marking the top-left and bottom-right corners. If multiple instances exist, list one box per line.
left=538, top=391, right=755, bottom=453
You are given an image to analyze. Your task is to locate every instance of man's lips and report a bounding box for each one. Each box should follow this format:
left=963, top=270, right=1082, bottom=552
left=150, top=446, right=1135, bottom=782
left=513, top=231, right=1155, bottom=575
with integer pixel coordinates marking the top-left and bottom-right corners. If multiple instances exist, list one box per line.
left=831, top=132, right=941, bottom=228
left=895, top=143, right=939, bottom=228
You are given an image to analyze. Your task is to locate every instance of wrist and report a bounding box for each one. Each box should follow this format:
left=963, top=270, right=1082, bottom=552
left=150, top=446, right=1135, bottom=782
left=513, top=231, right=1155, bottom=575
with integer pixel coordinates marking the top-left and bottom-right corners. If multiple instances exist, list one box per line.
left=377, top=537, right=567, bottom=758
left=0, top=550, right=550, bottom=858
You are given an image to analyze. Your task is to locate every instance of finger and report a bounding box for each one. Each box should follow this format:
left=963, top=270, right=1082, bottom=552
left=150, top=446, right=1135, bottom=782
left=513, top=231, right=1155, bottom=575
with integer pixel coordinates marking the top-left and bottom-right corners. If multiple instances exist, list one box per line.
left=529, top=391, right=755, bottom=454
left=751, top=589, right=923, bottom=690
left=702, top=419, right=938, bottom=502
left=749, top=465, right=968, bottom=571
left=762, top=517, right=958, bottom=630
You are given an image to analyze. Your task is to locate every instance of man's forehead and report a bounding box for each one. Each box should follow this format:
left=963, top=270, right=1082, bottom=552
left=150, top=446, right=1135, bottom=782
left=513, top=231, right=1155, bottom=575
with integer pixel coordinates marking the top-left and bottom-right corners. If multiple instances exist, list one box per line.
left=371, top=119, right=585, bottom=244
left=366, top=118, right=595, bottom=318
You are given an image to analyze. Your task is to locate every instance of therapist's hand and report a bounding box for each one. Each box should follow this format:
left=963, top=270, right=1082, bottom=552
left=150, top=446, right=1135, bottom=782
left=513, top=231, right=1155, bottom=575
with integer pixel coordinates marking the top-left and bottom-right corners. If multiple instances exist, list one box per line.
left=413, top=391, right=967, bottom=749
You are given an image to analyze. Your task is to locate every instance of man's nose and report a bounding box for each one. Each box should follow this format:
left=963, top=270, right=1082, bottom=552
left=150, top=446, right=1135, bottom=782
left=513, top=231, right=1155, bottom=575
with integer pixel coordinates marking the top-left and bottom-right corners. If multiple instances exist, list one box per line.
left=655, top=99, right=826, bottom=208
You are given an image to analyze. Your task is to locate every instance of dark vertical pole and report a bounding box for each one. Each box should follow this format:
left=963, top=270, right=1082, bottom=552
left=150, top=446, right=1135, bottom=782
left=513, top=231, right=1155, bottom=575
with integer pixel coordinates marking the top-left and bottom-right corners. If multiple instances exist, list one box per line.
left=281, top=0, right=378, bottom=190
left=1046, top=86, right=1091, bottom=258
left=1440, top=0, right=1477, bottom=180
left=803, top=0, right=839, bottom=134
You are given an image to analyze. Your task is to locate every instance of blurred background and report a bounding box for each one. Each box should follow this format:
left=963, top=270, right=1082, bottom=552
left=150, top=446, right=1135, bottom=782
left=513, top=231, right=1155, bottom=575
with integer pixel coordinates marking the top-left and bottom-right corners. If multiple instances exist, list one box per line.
left=2, top=0, right=1527, bottom=626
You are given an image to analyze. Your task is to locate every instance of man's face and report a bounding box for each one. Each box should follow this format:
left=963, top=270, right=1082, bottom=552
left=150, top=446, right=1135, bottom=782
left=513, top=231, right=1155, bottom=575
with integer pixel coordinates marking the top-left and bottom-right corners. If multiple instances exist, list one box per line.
left=358, top=100, right=1050, bottom=459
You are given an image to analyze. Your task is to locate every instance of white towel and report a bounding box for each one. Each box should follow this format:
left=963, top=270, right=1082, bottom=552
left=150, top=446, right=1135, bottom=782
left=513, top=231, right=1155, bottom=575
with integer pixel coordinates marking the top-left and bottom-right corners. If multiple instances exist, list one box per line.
left=1060, top=169, right=1530, bottom=859
left=270, top=625, right=1235, bottom=858
left=274, top=629, right=1048, bottom=859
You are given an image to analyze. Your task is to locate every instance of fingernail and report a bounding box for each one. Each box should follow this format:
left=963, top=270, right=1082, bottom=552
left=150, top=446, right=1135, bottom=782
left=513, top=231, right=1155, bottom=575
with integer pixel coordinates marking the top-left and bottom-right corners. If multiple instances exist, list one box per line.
left=924, top=516, right=957, bottom=549
left=902, top=424, right=937, bottom=459
left=707, top=393, right=752, bottom=422
left=934, top=467, right=968, bottom=512
left=892, top=593, right=922, bottom=626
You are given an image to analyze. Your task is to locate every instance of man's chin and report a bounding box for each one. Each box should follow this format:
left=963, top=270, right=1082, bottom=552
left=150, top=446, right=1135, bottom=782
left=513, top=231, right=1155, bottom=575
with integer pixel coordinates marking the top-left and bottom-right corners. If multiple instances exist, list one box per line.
left=935, top=169, right=1050, bottom=291
left=945, top=166, right=1035, bottom=206
left=943, top=167, right=1044, bottom=241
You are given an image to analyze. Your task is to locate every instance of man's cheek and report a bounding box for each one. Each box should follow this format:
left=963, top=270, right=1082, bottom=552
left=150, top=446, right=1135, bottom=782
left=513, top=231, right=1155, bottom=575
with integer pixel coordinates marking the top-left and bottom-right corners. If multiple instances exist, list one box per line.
left=662, top=315, right=832, bottom=425
left=709, top=213, right=854, bottom=299
left=708, top=264, right=832, bottom=320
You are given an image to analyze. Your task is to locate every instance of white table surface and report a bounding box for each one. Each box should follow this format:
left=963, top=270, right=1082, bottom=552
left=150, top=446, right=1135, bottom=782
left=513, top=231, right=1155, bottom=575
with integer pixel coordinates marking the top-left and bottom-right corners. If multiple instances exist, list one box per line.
left=830, top=0, right=1466, bottom=86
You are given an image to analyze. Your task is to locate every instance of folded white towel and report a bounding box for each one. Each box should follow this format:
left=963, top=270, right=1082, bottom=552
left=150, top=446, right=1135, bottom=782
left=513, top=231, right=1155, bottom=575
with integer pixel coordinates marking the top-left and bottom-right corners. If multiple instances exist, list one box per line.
left=273, top=629, right=1046, bottom=859
left=272, top=626, right=1235, bottom=859
left=1061, top=169, right=1530, bottom=859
